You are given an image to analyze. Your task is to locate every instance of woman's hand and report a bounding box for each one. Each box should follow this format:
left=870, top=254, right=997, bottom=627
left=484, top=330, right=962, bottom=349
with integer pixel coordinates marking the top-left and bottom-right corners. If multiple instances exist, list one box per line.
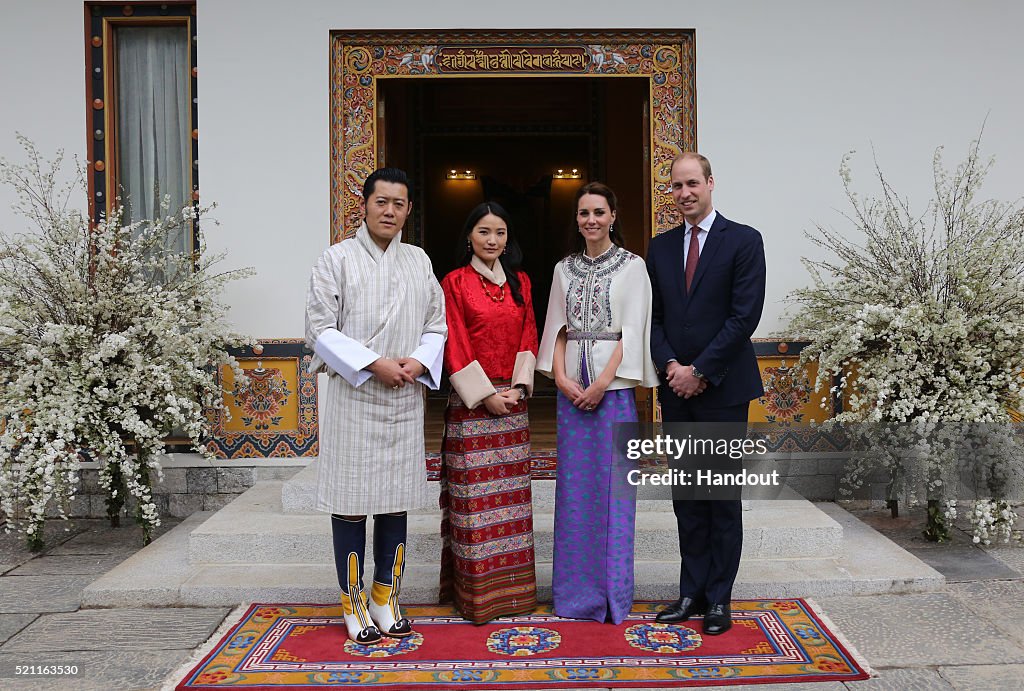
left=573, top=381, right=607, bottom=412
left=555, top=374, right=585, bottom=402
left=571, top=342, right=620, bottom=412
left=483, top=393, right=514, bottom=416
left=498, top=389, right=522, bottom=407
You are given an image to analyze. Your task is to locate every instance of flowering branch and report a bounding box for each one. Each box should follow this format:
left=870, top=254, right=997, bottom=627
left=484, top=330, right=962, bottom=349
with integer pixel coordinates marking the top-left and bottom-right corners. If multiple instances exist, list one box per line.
left=789, top=133, right=1024, bottom=542
left=0, top=135, right=253, bottom=549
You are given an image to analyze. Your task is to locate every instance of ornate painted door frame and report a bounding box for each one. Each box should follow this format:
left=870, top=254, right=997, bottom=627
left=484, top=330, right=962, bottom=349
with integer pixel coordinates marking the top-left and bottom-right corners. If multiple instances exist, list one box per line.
left=329, top=29, right=696, bottom=244
left=205, top=31, right=832, bottom=460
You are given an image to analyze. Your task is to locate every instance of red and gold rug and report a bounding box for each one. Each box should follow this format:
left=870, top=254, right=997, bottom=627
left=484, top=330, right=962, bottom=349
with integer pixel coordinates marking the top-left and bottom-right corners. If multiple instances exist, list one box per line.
left=175, top=601, right=869, bottom=689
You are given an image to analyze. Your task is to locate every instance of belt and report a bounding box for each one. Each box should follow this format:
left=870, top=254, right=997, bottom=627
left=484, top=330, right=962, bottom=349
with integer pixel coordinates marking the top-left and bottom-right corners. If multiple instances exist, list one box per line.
left=566, top=331, right=622, bottom=341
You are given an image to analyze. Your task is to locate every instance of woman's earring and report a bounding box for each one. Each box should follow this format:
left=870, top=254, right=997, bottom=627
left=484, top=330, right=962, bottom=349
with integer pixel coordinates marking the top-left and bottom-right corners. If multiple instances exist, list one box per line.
left=466, top=241, right=471, bottom=251
left=610, top=223, right=615, bottom=233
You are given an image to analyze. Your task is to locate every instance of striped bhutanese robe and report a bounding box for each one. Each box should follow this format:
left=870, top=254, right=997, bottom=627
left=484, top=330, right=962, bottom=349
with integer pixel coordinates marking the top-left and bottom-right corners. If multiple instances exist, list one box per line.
left=305, top=223, right=447, bottom=515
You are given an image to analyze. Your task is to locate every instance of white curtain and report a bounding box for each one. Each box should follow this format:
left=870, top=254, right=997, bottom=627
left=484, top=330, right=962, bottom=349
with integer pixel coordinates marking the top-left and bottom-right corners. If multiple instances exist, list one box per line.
left=116, top=26, right=190, bottom=253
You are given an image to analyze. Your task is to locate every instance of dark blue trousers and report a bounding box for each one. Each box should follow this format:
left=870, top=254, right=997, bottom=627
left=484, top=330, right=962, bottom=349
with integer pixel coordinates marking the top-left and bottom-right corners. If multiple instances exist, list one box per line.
left=659, top=391, right=749, bottom=606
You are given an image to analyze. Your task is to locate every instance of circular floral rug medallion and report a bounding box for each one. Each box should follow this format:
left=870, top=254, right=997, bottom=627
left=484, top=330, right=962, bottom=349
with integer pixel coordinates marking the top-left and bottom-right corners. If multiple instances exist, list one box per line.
left=486, top=626, right=562, bottom=656
left=343, top=631, right=425, bottom=658
left=624, top=622, right=702, bottom=653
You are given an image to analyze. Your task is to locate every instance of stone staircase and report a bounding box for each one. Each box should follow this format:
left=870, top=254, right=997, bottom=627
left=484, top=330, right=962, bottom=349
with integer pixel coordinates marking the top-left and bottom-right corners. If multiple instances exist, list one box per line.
left=83, top=461, right=944, bottom=607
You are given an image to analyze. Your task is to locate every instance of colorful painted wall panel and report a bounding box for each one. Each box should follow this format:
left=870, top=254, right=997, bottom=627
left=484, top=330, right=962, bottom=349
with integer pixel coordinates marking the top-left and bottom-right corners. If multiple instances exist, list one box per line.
left=222, top=358, right=300, bottom=433
left=752, top=357, right=828, bottom=425
left=204, top=340, right=318, bottom=459
left=753, top=355, right=848, bottom=453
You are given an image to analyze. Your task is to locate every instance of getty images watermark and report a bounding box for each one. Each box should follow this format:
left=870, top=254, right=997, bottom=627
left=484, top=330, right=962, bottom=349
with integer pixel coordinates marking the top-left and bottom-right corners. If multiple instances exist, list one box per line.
left=625, top=434, right=777, bottom=488
left=612, top=422, right=792, bottom=501
left=613, top=420, right=1024, bottom=502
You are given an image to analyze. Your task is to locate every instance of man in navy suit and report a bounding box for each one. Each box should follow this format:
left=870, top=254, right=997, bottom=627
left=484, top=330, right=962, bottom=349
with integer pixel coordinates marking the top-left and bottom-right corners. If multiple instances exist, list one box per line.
left=646, top=153, right=766, bottom=635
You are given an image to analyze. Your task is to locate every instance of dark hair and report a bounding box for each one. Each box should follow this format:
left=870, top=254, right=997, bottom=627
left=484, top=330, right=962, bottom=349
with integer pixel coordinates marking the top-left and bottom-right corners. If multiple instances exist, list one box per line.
left=456, top=201, right=526, bottom=306
left=362, top=167, right=412, bottom=201
left=571, top=181, right=625, bottom=256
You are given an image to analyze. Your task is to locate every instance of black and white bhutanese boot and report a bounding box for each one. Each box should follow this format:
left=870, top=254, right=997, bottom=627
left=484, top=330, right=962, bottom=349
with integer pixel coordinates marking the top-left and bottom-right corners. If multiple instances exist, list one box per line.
left=368, top=512, right=413, bottom=638
left=331, top=515, right=381, bottom=645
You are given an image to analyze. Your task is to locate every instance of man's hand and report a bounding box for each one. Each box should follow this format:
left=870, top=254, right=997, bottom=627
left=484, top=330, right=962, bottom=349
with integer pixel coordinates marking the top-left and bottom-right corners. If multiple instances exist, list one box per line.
left=666, top=361, right=707, bottom=399
left=368, top=357, right=415, bottom=388
left=397, top=357, right=426, bottom=381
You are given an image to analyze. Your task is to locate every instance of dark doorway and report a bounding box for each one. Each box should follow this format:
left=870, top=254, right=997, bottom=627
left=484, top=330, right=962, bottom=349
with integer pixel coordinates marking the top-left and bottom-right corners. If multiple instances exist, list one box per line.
left=380, top=76, right=652, bottom=418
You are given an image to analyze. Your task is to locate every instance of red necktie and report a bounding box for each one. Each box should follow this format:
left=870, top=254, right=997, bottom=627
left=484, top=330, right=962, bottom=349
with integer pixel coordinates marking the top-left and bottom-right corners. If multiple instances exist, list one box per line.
left=685, top=226, right=700, bottom=292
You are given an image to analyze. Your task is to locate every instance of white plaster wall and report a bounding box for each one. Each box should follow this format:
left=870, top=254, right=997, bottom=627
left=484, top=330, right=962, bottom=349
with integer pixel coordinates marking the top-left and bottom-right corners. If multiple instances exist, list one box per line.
left=3, top=0, right=1023, bottom=338
left=0, top=1, right=88, bottom=234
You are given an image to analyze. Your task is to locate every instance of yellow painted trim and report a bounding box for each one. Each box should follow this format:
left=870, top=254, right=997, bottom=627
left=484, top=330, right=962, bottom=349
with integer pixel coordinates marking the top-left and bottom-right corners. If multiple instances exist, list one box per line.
left=346, top=552, right=371, bottom=629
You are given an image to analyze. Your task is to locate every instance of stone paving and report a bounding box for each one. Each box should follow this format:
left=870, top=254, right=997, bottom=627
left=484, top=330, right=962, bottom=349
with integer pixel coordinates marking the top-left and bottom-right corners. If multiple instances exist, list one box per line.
left=1, top=508, right=1022, bottom=690
left=0, top=519, right=227, bottom=690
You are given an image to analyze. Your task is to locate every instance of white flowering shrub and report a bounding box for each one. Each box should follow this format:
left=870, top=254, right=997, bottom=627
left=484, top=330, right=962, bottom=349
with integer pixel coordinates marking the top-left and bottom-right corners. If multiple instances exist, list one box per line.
left=0, top=136, right=252, bottom=549
left=790, top=136, right=1024, bottom=542
left=969, top=498, right=1018, bottom=545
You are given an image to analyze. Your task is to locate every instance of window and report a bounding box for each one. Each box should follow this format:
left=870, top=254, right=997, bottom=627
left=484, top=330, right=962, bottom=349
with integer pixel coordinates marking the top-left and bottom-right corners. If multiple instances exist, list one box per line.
left=86, top=3, right=197, bottom=253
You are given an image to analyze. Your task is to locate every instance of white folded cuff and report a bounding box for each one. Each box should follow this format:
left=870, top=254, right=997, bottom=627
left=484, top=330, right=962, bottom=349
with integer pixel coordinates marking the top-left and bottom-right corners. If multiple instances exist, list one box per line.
left=449, top=360, right=497, bottom=409
left=314, top=328, right=378, bottom=388
left=409, top=331, right=445, bottom=390
left=511, top=351, right=537, bottom=397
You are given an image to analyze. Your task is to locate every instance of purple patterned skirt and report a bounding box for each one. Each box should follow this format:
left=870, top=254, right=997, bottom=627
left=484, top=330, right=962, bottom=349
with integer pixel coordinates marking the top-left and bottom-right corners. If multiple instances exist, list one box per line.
left=552, top=387, right=638, bottom=624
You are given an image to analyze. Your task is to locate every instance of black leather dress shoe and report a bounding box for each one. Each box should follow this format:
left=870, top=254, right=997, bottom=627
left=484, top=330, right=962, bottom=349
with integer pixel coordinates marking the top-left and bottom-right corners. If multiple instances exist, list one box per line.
left=702, top=603, right=731, bottom=635
left=655, top=597, right=705, bottom=623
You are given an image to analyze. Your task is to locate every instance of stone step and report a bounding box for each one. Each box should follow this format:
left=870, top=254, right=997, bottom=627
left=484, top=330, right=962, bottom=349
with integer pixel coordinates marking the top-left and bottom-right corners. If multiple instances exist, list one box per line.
left=85, top=556, right=919, bottom=608
left=82, top=500, right=944, bottom=609
left=182, top=558, right=870, bottom=606
left=187, top=481, right=843, bottom=565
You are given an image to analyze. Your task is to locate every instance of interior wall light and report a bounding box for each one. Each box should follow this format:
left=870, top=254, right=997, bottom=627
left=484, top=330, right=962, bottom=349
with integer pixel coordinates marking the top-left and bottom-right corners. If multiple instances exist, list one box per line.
left=446, top=169, right=477, bottom=180
left=553, top=168, right=581, bottom=179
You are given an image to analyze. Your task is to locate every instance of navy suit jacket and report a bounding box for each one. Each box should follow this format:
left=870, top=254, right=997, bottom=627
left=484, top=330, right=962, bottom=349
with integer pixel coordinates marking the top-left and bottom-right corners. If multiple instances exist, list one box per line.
left=646, top=212, right=766, bottom=408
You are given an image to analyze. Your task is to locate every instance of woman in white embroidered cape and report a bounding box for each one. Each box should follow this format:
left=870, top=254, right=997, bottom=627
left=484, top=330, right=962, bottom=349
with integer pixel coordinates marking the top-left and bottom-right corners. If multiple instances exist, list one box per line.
left=537, top=182, right=658, bottom=624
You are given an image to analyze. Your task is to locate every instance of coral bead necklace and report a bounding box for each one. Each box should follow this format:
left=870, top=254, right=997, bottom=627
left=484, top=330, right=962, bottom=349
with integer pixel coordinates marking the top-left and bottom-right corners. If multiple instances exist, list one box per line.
left=479, top=273, right=505, bottom=302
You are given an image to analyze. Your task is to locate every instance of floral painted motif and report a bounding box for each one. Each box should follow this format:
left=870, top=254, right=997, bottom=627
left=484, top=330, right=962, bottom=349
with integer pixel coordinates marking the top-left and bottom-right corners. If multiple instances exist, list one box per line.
left=251, top=607, right=295, bottom=622
left=312, top=671, right=382, bottom=684
left=759, top=363, right=812, bottom=424
left=227, top=633, right=256, bottom=650
left=194, top=668, right=241, bottom=685
left=673, top=666, right=741, bottom=681
left=231, top=365, right=293, bottom=430
left=811, top=655, right=852, bottom=673
left=793, top=624, right=826, bottom=644
left=764, top=601, right=802, bottom=614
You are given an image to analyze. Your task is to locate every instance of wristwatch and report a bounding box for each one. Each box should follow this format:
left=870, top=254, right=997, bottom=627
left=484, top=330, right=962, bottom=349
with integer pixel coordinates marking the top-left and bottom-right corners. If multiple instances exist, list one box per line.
left=514, top=384, right=528, bottom=401
left=691, top=365, right=706, bottom=381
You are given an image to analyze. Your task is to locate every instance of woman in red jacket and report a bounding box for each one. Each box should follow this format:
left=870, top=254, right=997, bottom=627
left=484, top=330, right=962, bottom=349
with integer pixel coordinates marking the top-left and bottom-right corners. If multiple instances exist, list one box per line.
left=438, top=201, right=539, bottom=624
